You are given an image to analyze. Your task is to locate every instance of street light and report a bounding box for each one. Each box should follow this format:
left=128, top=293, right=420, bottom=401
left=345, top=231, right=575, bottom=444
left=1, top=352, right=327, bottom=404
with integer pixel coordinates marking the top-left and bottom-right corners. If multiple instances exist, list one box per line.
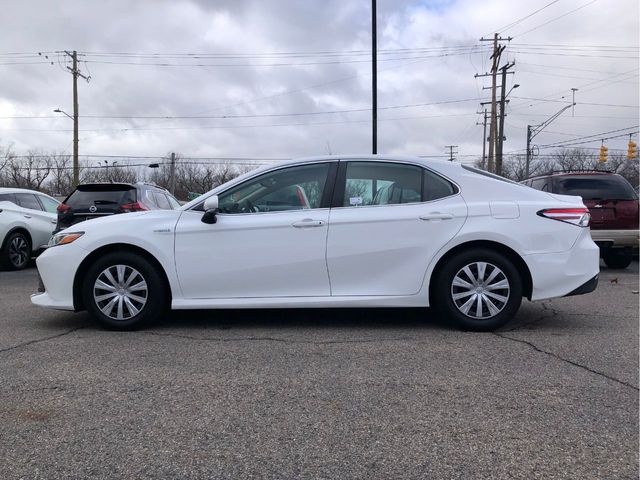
left=54, top=108, right=79, bottom=186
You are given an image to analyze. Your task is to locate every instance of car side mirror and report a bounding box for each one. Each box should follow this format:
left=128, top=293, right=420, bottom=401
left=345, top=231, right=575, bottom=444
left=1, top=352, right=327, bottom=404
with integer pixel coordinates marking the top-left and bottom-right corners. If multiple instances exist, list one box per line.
left=201, top=195, right=219, bottom=224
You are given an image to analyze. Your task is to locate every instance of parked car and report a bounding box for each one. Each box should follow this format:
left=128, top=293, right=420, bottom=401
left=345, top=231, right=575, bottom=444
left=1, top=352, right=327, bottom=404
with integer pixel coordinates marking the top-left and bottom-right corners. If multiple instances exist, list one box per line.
left=55, top=182, right=181, bottom=233
left=522, top=171, right=639, bottom=268
left=0, top=188, right=60, bottom=270
left=32, top=155, right=599, bottom=331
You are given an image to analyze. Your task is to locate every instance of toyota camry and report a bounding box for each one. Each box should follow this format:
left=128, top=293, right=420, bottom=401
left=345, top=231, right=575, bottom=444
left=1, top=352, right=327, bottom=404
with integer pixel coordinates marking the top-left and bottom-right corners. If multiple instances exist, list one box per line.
left=31, top=155, right=599, bottom=331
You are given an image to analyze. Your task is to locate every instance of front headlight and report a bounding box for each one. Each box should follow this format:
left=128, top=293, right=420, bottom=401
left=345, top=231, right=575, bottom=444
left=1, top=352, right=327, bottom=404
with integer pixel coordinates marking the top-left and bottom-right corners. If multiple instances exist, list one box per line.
left=48, top=231, right=84, bottom=248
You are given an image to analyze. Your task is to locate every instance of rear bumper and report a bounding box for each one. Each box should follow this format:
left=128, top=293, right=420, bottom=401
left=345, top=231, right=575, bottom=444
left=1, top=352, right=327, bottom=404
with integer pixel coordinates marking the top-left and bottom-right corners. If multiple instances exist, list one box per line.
left=565, top=274, right=599, bottom=297
left=590, top=229, right=639, bottom=248
left=524, top=228, right=600, bottom=301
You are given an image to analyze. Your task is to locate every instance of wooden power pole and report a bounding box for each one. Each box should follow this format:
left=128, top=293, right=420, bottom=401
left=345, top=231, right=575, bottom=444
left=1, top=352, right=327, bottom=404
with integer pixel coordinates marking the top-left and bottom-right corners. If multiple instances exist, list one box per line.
left=64, top=50, right=90, bottom=187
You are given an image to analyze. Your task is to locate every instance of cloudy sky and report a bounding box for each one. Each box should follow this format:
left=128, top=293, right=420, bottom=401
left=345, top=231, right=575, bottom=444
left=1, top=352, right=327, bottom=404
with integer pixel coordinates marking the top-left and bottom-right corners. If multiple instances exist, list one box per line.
left=1, top=0, right=638, bottom=167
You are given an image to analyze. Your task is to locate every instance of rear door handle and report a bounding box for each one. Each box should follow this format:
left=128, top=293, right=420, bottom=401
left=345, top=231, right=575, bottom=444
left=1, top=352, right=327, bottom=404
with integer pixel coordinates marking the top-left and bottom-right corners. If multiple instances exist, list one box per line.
left=420, top=212, right=454, bottom=221
left=292, top=219, right=325, bottom=228
left=23, top=215, right=32, bottom=219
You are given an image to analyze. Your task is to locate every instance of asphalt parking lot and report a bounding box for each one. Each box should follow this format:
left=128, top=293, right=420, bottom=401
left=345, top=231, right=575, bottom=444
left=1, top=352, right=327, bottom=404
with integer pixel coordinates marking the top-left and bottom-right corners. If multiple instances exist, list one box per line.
left=0, top=263, right=638, bottom=479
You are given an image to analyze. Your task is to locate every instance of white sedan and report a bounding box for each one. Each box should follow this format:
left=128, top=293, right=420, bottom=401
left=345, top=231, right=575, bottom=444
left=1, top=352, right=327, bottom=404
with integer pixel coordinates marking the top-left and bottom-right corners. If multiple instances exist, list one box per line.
left=31, top=155, right=599, bottom=331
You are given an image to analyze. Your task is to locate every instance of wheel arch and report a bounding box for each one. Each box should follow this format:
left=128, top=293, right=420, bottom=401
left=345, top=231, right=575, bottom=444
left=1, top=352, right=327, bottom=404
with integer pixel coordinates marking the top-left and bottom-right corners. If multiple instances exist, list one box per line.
left=73, top=243, right=172, bottom=311
left=428, top=240, right=533, bottom=305
left=2, top=227, right=33, bottom=251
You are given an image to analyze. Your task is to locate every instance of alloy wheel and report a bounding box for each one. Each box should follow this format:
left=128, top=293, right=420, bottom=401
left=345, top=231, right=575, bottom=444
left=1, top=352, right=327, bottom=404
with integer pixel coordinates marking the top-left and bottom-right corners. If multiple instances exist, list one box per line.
left=93, top=264, right=148, bottom=321
left=450, top=261, right=510, bottom=320
left=9, top=236, right=29, bottom=268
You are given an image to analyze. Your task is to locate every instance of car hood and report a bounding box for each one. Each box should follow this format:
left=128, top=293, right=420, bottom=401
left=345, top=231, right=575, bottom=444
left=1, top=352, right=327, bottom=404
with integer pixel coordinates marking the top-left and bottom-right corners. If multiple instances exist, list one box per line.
left=59, top=209, right=181, bottom=234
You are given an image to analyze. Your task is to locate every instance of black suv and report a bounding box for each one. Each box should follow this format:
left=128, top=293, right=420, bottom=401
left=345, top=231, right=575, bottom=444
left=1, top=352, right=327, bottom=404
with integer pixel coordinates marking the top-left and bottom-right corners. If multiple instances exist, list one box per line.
left=55, top=182, right=180, bottom=233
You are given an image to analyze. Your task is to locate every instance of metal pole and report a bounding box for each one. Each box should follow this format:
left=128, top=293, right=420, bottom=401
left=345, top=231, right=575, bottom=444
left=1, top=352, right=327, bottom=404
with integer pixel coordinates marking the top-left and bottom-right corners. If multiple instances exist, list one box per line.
left=72, top=50, right=79, bottom=187
left=169, top=152, right=176, bottom=195
left=482, top=109, right=487, bottom=167
left=496, top=65, right=508, bottom=176
left=371, top=0, right=377, bottom=155
left=526, top=125, right=532, bottom=178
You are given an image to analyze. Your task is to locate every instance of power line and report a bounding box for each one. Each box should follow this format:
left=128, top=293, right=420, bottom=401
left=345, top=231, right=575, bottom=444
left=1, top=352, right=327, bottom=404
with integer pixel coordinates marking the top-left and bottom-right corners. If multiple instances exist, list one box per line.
left=486, top=0, right=563, bottom=35
left=511, top=0, right=600, bottom=37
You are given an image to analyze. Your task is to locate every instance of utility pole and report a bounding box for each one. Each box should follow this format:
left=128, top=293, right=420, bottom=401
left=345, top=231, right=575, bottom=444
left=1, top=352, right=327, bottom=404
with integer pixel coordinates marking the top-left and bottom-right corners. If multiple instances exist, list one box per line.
left=496, top=62, right=516, bottom=176
left=64, top=50, right=90, bottom=187
left=526, top=125, right=532, bottom=178
left=371, top=0, right=377, bottom=155
left=476, top=109, right=489, bottom=167
left=445, top=145, right=458, bottom=161
left=477, top=34, right=511, bottom=172
left=169, top=152, right=176, bottom=195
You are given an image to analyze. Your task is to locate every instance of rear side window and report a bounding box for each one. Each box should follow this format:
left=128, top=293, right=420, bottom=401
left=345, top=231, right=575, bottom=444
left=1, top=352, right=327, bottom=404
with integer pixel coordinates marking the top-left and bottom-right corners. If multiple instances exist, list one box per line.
left=15, top=193, right=43, bottom=211
left=423, top=170, right=457, bottom=201
left=153, top=191, right=171, bottom=209
left=553, top=175, right=638, bottom=200
left=343, top=162, right=422, bottom=207
left=65, top=186, right=135, bottom=207
left=38, top=195, right=60, bottom=213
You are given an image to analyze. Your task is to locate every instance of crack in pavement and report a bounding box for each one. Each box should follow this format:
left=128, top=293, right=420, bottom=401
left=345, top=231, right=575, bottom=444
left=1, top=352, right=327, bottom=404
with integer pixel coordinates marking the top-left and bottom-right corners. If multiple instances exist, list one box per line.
left=0, top=325, right=89, bottom=355
left=492, top=332, right=639, bottom=391
left=142, top=330, right=416, bottom=345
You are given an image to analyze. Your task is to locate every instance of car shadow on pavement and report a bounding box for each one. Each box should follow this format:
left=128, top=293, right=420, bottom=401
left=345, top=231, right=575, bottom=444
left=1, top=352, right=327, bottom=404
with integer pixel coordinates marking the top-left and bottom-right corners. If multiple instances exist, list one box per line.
left=153, top=307, right=452, bottom=332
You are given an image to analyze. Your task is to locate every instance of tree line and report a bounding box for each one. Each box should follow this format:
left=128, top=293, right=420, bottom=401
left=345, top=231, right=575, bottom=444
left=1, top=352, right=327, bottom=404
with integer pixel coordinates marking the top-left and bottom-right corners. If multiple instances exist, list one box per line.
left=1, top=144, right=638, bottom=199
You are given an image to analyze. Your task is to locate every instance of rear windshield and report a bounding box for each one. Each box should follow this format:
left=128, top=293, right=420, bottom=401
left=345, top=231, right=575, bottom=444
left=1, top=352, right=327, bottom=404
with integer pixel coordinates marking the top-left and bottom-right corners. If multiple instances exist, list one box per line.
left=65, top=185, right=135, bottom=207
left=553, top=175, right=638, bottom=200
left=461, top=165, right=518, bottom=184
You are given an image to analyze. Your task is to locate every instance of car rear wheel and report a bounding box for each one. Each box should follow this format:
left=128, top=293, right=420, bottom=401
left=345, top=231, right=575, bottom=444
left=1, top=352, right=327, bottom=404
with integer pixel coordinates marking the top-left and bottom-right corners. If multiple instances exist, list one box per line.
left=2, top=231, right=31, bottom=270
left=602, top=249, right=633, bottom=269
left=433, top=248, right=522, bottom=331
left=82, top=251, right=167, bottom=330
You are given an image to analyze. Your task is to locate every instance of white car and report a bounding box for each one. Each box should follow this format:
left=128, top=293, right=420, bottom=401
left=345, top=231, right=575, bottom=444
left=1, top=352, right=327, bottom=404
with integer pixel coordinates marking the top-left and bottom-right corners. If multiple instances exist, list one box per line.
left=31, top=155, right=600, bottom=331
left=0, top=188, right=60, bottom=270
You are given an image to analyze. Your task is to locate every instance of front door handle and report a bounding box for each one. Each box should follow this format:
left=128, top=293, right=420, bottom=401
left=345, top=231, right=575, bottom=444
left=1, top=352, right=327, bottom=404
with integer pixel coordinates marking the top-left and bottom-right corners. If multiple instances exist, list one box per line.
left=420, top=212, right=454, bottom=221
left=292, top=219, right=325, bottom=228
left=23, top=215, right=32, bottom=219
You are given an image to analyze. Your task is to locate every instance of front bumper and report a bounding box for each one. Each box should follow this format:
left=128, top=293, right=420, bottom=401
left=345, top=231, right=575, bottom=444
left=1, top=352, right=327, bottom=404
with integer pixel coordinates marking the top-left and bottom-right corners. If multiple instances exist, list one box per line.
left=590, top=229, right=639, bottom=248
left=30, top=242, right=88, bottom=311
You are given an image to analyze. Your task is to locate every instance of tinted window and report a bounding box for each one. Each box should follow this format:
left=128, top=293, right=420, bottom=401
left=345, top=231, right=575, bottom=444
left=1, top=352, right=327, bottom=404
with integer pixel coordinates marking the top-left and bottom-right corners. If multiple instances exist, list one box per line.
left=0, top=193, right=16, bottom=204
left=153, top=191, right=171, bottom=209
left=343, top=162, right=422, bottom=207
left=423, top=170, right=457, bottom=201
left=38, top=195, right=60, bottom=213
left=218, top=163, right=330, bottom=214
left=143, top=189, right=158, bottom=208
left=15, top=193, right=42, bottom=211
left=530, top=178, right=546, bottom=190
left=553, top=175, right=638, bottom=200
left=66, top=186, right=135, bottom=207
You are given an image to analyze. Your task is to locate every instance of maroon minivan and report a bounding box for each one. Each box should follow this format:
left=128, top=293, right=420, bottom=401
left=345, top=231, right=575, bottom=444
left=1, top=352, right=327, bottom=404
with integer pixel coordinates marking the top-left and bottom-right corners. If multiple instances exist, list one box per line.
left=523, top=171, right=639, bottom=269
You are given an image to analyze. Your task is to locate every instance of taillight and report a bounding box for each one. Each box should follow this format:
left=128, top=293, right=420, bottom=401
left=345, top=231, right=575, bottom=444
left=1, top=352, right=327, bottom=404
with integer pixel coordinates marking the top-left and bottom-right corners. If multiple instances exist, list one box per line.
left=120, top=201, right=149, bottom=212
left=538, top=208, right=591, bottom=227
left=57, top=203, right=71, bottom=213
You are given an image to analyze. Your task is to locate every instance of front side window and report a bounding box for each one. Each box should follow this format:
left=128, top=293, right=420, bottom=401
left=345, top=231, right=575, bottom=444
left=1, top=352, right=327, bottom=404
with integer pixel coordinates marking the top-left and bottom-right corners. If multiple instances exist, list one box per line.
left=15, top=193, right=42, bottom=211
left=217, top=163, right=330, bottom=214
left=153, top=191, right=171, bottom=209
left=342, top=162, right=422, bottom=207
left=38, top=195, right=60, bottom=213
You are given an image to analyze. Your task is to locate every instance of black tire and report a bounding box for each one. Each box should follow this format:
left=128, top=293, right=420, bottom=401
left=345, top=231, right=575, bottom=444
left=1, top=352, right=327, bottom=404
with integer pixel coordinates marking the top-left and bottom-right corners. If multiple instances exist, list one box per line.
left=602, top=249, right=632, bottom=269
left=2, top=231, right=32, bottom=271
left=433, top=248, right=523, bottom=331
left=82, top=251, right=168, bottom=330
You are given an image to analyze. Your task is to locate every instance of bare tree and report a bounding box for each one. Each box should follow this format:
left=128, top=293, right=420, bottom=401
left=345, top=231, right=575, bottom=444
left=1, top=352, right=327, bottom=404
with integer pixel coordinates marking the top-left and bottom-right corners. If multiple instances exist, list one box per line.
left=48, top=153, right=73, bottom=196
left=4, top=152, right=51, bottom=190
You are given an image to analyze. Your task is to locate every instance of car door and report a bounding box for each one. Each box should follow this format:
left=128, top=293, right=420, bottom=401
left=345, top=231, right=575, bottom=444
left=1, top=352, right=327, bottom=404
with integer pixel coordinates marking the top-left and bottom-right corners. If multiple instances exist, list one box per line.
left=174, top=161, right=336, bottom=299
left=326, top=160, right=467, bottom=296
left=14, top=193, right=57, bottom=250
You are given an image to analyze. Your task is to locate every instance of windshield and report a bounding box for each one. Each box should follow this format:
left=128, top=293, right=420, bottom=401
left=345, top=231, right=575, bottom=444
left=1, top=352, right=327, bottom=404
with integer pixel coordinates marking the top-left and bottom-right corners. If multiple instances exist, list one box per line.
left=553, top=175, right=638, bottom=200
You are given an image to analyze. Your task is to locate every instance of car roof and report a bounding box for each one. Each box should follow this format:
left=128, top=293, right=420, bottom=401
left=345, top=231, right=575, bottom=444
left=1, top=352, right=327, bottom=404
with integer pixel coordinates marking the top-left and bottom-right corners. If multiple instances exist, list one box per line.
left=0, top=187, right=56, bottom=197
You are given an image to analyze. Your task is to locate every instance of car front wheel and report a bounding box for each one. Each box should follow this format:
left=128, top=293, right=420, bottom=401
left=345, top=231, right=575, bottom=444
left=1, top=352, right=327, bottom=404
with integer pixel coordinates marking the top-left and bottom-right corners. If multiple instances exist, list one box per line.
left=82, top=251, right=167, bottom=330
left=434, top=248, right=523, bottom=331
